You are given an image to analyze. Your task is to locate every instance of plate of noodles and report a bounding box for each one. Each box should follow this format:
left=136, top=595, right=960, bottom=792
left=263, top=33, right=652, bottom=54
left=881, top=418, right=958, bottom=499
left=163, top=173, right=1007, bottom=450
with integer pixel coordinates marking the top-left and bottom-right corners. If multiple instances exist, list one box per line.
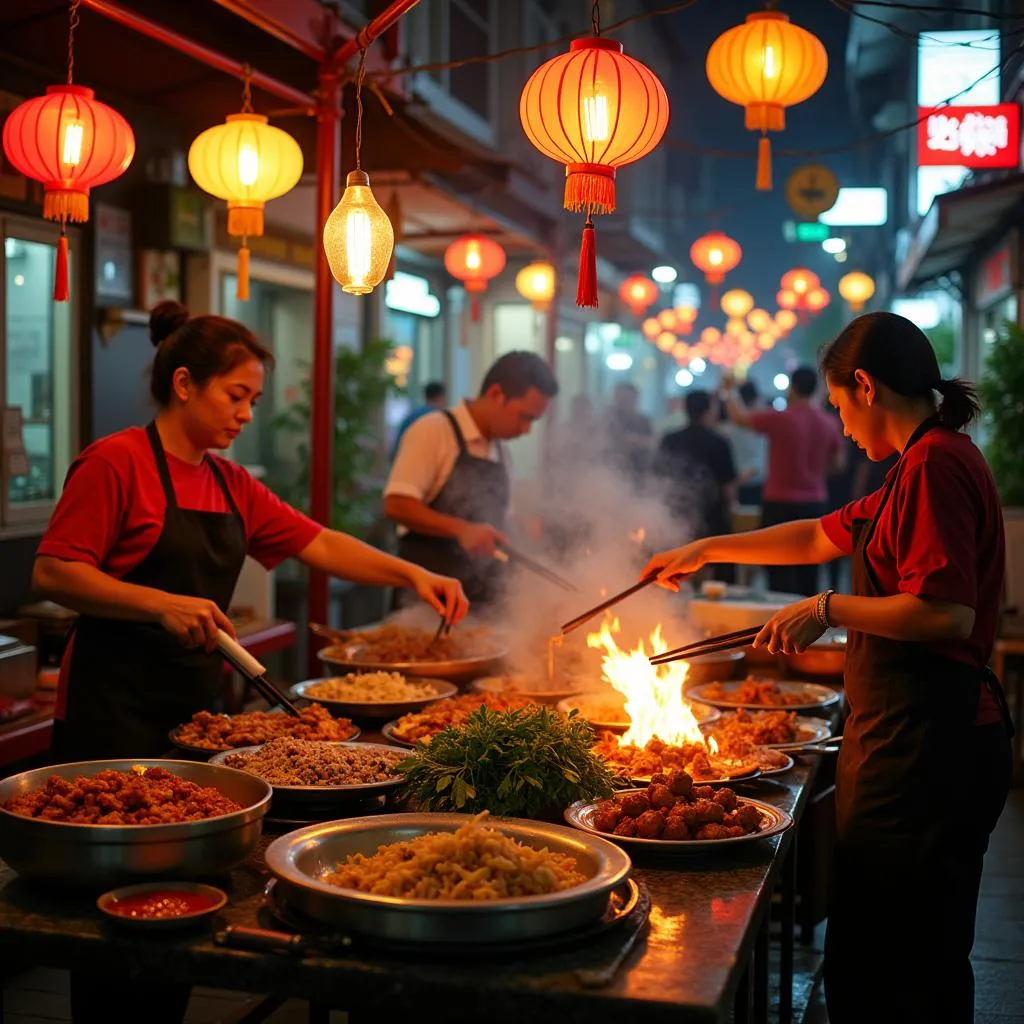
left=263, top=810, right=632, bottom=943
left=291, top=674, right=458, bottom=721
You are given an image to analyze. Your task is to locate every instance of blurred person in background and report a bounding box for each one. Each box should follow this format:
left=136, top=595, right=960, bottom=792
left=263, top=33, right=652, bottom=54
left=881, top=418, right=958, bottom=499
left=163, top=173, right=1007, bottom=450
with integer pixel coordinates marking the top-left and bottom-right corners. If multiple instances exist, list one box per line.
left=390, top=381, right=447, bottom=459
left=605, top=381, right=654, bottom=484
left=550, top=393, right=600, bottom=469
left=717, top=380, right=766, bottom=506
left=722, top=365, right=844, bottom=595
left=653, top=389, right=736, bottom=582
left=825, top=401, right=860, bottom=592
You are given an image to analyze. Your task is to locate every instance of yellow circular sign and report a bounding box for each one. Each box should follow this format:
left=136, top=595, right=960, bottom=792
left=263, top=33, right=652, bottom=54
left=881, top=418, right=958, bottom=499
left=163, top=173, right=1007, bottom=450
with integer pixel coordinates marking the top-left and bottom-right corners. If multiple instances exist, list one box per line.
left=785, top=164, right=840, bottom=220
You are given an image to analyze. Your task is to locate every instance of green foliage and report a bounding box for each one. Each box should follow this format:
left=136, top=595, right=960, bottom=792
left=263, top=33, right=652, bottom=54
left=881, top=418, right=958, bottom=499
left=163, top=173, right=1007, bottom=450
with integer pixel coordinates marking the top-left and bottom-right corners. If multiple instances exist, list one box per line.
left=980, top=321, right=1024, bottom=506
left=397, top=705, right=620, bottom=819
left=269, top=339, right=403, bottom=537
left=925, top=321, right=957, bottom=371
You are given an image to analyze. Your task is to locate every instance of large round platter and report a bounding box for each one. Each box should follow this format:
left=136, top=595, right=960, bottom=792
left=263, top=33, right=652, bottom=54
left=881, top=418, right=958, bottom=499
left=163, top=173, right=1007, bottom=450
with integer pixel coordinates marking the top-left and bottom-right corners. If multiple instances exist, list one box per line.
left=471, top=674, right=586, bottom=706
left=685, top=678, right=842, bottom=712
left=168, top=719, right=361, bottom=756
left=627, top=764, right=761, bottom=786
left=380, top=720, right=416, bottom=749
left=317, top=643, right=507, bottom=686
left=556, top=693, right=721, bottom=733
left=752, top=751, right=795, bottom=777
left=208, top=741, right=407, bottom=819
left=706, top=714, right=832, bottom=750
left=291, top=677, right=458, bottom=722
left=0, top=759, right=271, bottom=885
left=264, top=812, right=632, bottom=944
left=566, top=790, right=793, bottom=853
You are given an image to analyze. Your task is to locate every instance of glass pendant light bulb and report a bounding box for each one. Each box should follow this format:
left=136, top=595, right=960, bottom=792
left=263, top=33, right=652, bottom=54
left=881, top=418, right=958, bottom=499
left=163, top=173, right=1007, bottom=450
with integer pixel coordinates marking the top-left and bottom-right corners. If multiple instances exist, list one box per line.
left=323, top=170, right=394, bottom=296
left=581, top=80, right=610, bottom=143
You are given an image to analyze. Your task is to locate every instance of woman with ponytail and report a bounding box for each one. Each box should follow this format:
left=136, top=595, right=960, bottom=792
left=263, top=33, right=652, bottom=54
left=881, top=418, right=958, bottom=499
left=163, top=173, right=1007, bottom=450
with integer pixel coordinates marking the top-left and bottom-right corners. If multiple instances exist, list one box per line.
left=644, top=311, right=1012, bottom=1023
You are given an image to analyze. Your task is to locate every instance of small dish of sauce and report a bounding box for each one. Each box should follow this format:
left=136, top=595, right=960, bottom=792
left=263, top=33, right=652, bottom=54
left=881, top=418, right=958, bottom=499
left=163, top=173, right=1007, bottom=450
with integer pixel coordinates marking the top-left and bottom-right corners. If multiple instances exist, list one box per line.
left=97, top=882, right=227, bottom=930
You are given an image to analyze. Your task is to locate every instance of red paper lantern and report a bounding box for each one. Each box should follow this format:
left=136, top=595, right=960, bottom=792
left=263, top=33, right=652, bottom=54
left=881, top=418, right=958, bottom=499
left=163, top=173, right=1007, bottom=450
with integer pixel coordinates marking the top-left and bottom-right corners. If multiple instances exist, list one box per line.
left=520, top=36, right=669, bottom=308
left=619, top=274, right=658, bottom=318
left=2, top=85, right=135, bottom=300
left=780, top=267, right=819, bottom=297
left=444, top=234, right=506, bottom=322
left=690, top=232, right=742, bottom=289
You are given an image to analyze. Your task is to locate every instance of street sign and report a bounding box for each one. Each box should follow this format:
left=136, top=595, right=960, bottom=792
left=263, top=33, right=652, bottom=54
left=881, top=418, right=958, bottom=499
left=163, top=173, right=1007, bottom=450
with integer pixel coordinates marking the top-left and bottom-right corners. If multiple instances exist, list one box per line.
left=785, top=164, right=840, bottom=220
left=783, top=220, right=831, bottom=243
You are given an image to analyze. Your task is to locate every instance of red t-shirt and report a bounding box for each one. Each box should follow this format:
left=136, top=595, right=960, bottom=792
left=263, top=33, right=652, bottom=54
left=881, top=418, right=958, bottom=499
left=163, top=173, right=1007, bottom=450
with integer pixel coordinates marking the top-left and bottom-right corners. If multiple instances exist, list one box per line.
left=38, top=427, right=323, bottom=717
left=749, top=404, right=842, bottom=503
left=820, top=429, right=1004, bottom=725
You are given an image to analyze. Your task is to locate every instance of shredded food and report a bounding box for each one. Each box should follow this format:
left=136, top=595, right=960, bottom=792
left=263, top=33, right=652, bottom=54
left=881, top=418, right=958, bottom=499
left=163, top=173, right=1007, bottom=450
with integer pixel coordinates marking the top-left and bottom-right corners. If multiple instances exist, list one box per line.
left=305, top=673, right=439, bottom=703
left=1, top=767, right=241, bottom=824
left=389, top=692, right=533, bottom=744
left=174, top=704, right=356, bottom=751
left=223, top=737, right=405, bottom=786
left=333, top=623, right=498, bottom=664
left=321, top=811, right=585, bottom=899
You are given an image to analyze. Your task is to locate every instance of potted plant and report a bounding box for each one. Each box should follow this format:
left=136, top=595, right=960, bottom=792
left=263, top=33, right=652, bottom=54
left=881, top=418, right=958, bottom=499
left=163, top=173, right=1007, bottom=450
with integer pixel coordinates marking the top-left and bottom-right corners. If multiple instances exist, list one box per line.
left=270, top=338, right=405, bottom=625
left=979, top=320, right=1024, bottom=614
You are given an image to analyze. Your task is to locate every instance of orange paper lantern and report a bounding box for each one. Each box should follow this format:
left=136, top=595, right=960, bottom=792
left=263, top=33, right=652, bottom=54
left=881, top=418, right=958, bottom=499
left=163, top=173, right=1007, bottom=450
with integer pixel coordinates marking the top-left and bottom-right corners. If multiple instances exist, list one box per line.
left=619, top=274, right=659, bottom=317
left=690, top=232, right=742, bottom=289
left=445, top=235, right=506, bottom=321
left=706, top=11, right=827, bottom=190
left=2, top=85, right=134, bottom=300
left=838, top=271, right=875, bottom=312
left=780, top=267, right=819, bottom=297
left=674, top=305, right=698, bottom=335
left=775, top=308, right=798, bottom=332
left=641, top=317, right=662, bottom=340
left=721, top=289, right=755, bottom=319
left=805, top=287, right=830, bottom=313
left=657, top=308, right=679, bottom=331
left=520, top=36, right=669, bottom=308
left=700, top=326, right=721, bottom=346
left=656, top=331, right=676, bottom=353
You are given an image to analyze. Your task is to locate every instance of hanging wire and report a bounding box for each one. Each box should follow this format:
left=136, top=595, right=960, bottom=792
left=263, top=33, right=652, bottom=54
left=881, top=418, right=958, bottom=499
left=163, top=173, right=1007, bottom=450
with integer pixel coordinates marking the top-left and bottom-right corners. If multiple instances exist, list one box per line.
left=592, top=0, right=602, bottom=37
left=354, top=46, right=367, bottom=170
left=241, top=63, right=254, bottom=112
left=66, top=0, right=81, bottom=85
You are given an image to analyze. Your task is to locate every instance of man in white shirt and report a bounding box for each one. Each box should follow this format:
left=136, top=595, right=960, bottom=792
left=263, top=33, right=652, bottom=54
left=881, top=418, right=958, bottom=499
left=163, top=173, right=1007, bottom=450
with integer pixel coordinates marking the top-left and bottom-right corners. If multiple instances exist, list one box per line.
left=384, top=351, right=559, bottom=607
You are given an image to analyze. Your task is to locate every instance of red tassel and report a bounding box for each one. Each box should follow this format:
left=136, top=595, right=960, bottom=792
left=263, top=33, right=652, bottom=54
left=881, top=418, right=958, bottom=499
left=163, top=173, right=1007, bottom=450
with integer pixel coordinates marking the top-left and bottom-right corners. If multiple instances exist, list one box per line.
left=471, top=294, right=481, bottom=322
left=576, top=217, right=598, bottom=309
left=53, top=233, right=69, bottom=302
left=756, top=136, right=772, bottom=191
left=237, top=245, right=250, bottom=301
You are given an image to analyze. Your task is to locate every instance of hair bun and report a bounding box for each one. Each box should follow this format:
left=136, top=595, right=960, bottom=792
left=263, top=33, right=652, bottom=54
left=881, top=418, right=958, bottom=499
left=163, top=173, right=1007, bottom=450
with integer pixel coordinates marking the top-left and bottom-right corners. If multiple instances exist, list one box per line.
left=149, top=300, right=189, bottom=347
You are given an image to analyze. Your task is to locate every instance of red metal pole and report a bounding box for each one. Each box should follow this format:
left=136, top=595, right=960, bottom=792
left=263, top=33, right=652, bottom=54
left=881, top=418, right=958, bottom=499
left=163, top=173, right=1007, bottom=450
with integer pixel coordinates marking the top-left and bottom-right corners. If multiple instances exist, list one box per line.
left=78, top=0, right=315, bottom=108
left=333, top=0, right=422, bottom=65
left=308, top=66, right=341, bottom=674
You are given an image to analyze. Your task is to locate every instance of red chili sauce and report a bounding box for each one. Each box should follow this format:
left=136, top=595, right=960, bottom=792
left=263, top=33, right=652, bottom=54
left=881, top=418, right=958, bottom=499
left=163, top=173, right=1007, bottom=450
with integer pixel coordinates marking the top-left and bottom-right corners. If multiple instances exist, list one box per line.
left=107, top=890, right=218, bottom=920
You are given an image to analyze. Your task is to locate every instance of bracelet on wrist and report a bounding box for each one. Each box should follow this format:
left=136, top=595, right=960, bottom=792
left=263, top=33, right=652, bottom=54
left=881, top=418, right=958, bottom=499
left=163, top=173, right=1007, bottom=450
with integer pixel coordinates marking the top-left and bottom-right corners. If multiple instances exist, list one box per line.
left=815, top=590, right=835, bottom=630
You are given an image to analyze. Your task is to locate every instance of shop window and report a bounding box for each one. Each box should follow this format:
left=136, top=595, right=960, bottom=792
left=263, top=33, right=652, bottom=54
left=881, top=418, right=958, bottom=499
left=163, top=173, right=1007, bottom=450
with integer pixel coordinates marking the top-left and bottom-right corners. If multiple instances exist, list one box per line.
left=1, top=219, right=77, bottom=533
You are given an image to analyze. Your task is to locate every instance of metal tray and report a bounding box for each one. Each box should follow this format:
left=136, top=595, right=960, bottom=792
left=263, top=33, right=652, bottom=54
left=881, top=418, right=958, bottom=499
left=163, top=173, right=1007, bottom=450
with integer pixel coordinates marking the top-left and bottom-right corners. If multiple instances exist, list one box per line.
left=705, top=714, right=832, bottom=749
left=291, top=677, right=458, bottom=722
left=379, top=721, right=416, bottom=748
left=0, top=759, right=271, bottom=886
left=555, top=695, right=722, bottom=733
left=471, top=675, right=586, bottom=706
left=208, top=742, right=407, bottom=817
left=168, top=721, right=361, bottom=756
left=317, top=643, right=507, bottom=686
left=565, top=790, right=793, bottom=853
left=685, top=678, right=842, bottom=712
left=752, top=751, right=795, bottom=777
left=264, top=812, right=632, bottom=944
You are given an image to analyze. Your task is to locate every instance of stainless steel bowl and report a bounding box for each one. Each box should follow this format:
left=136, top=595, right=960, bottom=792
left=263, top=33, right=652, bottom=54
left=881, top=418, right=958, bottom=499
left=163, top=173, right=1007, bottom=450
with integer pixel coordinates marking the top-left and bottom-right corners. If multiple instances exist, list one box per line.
left=265, top=812, right=632, bottom=944
left=684, top=648, right=746, bottom=684
left=0, top=759, right=271, bottom=887
left=781, top=629, right=847, bottom=678
left=291, top=676, right=458, bottom=721
left=317, top=644, right=507, bottom=686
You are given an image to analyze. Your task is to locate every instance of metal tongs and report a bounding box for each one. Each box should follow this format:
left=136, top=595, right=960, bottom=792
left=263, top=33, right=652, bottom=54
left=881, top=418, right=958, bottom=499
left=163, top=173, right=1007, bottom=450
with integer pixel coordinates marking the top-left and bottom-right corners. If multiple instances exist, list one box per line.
left=217, top=630, right=302, bottom=718
left=648, top=625, right=764, bottom=667
left=560, top=573, right=658, bottom=637
left=494, top=546, right=578, bottom=593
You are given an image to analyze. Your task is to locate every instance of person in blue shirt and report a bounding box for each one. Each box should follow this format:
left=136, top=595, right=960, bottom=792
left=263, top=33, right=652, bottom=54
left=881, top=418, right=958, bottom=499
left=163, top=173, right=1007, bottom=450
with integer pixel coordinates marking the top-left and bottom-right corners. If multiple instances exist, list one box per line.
left=391, top=381, right=447, bottom=459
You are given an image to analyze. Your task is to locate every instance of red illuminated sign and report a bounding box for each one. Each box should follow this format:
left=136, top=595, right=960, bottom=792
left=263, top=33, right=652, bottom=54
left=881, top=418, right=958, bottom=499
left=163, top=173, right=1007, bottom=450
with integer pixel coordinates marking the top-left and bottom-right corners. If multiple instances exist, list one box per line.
left=917, top=103, right=1020, bottom=169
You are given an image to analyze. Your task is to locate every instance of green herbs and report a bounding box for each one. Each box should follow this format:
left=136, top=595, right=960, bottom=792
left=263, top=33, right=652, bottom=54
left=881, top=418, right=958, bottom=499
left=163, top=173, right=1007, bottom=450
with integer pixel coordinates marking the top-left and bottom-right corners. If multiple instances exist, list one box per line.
left=397, top=705, right=619, bottom=819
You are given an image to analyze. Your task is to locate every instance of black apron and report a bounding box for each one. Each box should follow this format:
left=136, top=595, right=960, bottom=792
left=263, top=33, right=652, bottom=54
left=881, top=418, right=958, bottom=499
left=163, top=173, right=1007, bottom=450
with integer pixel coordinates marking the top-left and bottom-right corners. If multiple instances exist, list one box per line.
left=396, top=410, right=510, bottom=607
left=824, top=417, right=1013, bottom=1024
left=54, top=422, right=248, bottom=761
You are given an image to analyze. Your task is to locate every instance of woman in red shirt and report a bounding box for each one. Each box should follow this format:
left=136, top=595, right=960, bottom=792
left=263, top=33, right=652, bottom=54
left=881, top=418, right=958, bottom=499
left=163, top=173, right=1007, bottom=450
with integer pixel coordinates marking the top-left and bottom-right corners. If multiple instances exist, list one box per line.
left=35, top=301, right=468, bottom=765
left=645, top=312, right=1012, bottom=1024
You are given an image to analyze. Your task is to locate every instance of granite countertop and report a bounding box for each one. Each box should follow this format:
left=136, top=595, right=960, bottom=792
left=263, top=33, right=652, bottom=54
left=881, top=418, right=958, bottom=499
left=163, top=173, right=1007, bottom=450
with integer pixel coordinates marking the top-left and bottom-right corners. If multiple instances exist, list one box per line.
left=0, top=767, right=816, bottom=1024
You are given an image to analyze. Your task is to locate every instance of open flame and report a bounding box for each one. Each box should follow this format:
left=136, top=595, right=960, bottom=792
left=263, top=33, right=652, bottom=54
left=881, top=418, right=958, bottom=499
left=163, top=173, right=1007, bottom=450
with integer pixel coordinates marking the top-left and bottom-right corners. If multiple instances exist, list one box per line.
left=587, top=617, right=717, bottom=754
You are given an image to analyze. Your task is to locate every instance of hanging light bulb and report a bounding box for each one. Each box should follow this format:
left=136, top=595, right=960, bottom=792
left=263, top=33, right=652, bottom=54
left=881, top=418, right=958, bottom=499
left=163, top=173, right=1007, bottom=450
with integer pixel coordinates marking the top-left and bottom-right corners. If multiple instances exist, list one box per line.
left=323, top=48, right=394, bottom=295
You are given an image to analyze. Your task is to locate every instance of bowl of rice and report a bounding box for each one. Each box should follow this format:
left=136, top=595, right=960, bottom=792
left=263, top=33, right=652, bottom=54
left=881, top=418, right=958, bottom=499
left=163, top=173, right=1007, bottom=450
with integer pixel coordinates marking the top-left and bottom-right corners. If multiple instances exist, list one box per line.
left=291, top=673, right=458, bottom=721
left=264, top=810, right=631, bottom=943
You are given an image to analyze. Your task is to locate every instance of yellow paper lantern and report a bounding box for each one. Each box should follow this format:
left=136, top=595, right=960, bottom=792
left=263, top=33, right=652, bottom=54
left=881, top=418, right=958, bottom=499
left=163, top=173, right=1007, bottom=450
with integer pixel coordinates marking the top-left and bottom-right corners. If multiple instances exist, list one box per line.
left=747, top=307, right=771, bottom=332
left=726, top=316, right=747, bottom=335
left=658, top=308, right=679, bottom=331
left=706, top=11, right=828, bottom=190
left=515, top=261, right=557, bottom=310
left=673, top=342, right=690, bottom=361
left=189, top=112, right=303, bottom=300
left=323, top=171, right=395, bottom=296
left=674, top=305, right=698, bottom=335
left=757, top=332, right=776, bottom=350
left=838, top=271, right=875, bottom=312
left=700, top=326, right=721, bottom=346
left=775, top=308, right=798, bottom=332
left=721, top=288, right=754, bottom=319
left=656, top=331, right=676, bottom=353
left=805, top=286, right=830, bottom=313
left=642, top=317, right=662, bottom=340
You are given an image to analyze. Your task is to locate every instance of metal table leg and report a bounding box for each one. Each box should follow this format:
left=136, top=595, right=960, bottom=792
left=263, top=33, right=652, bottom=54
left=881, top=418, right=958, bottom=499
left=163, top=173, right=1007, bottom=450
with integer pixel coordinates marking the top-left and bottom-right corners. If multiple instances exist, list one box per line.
left=780, top=843, right=797, bottom=1024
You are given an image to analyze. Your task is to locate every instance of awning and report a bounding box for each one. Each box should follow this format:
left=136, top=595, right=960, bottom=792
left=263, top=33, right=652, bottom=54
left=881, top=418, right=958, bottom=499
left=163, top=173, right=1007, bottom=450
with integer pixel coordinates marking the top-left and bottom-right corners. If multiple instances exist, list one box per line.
left=897, top=173, right=1024, bottom=292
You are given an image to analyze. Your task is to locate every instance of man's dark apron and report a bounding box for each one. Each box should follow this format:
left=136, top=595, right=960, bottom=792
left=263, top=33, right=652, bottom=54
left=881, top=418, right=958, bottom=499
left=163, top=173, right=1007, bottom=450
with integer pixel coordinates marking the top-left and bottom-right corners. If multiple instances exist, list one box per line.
left=824, top=417, right=1013, bottom=1024
left=53, top=422, right=248, bottom=761
left=396, top=410, right=509, bottom=607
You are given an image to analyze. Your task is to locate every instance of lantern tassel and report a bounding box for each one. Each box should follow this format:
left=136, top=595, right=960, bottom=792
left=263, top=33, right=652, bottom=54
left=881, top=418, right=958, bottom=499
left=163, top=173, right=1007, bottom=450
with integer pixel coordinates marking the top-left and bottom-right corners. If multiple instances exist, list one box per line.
left=237, top=243, right=251, bottom=301
left=53, top=231, right=69, bottom=303
left=756, top=136, right=772, bottom=192
left=576, top=216, right=598, bottom=309
left=470, top=295, right=481, bottom=322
